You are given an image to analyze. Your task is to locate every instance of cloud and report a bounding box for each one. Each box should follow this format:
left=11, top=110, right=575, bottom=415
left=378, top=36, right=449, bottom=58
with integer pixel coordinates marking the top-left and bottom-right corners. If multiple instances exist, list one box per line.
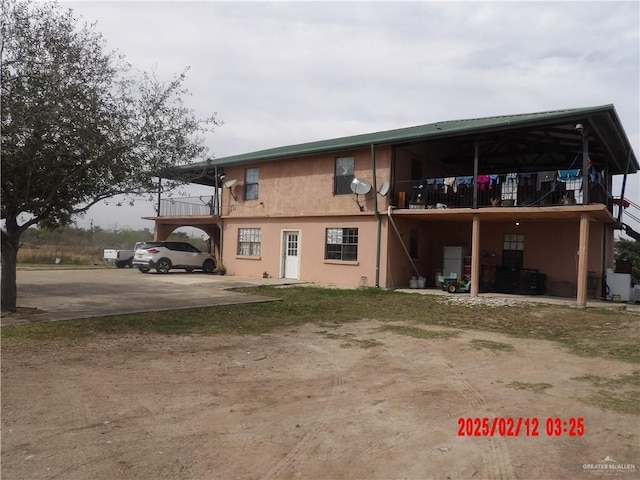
left=62, top=1, right=638, bottom=233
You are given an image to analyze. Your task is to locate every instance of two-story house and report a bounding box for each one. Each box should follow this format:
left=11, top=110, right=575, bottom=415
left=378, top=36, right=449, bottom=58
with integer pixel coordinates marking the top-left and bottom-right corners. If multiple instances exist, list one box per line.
left=149, top=104, right=638, bottom=306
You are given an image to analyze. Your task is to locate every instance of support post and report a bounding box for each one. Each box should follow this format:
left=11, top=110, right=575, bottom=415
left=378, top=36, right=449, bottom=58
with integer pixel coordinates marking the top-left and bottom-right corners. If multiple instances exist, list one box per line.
left=473, top=139, right=479, bottom=209
left=470, top=214, right=481, bottom=297
left=582, top=130, right=589, bottom=205
left=576, top=212, right=590, bottom=307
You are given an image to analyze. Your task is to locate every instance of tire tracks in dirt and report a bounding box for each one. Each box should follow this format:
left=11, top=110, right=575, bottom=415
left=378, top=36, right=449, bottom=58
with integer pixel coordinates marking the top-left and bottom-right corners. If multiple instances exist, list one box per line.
left=446, top=364, right=516, bottom=480
left=260, top=364, right=344, bottom=480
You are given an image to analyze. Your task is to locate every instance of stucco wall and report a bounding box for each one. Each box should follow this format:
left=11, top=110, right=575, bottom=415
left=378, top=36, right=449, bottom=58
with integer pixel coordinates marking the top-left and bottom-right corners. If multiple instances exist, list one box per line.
left=220, top=146, right=392, bottom=218
left=221, top=215, right=388, bottom=288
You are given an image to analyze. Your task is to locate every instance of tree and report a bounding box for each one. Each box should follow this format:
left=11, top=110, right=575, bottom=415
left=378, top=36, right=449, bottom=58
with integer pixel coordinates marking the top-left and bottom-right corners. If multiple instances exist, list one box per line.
left=1, top=0, right=220, bottom=311
left=614, top=238, right=640, bottom=282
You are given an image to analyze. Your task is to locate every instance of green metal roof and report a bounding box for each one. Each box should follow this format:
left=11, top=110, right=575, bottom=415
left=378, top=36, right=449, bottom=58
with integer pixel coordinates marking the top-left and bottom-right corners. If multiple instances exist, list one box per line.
left=176, top=104, right=637, bottom=174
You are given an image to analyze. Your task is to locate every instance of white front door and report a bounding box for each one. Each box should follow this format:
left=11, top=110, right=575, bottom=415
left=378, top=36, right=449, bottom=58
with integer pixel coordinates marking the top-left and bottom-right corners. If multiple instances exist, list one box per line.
left=283, top=231, right=300, bottom=279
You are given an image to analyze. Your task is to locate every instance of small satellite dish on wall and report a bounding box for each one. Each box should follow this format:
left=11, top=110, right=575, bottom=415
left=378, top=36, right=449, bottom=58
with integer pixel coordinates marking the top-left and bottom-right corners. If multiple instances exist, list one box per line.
left=350, top=178, right=372, bottom=195
left=378, top=181, right=390, bottom=196
left=223, top=178, right=238, bottom=201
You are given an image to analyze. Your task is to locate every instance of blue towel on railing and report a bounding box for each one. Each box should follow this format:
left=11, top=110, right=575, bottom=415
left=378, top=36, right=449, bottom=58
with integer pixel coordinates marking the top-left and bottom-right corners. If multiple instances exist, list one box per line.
left=557, top=169, right=581, bottom=182
left=489, top=174, right=499, bottom=189
left=456, top=176, right=474, bottom=187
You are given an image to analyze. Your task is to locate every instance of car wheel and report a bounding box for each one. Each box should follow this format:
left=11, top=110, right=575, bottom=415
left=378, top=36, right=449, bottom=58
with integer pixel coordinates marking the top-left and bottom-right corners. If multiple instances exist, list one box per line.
left=185, top=268, right=194, bottom=273
left=138, top=267, right=150, bottom=273
left=156, top=258, right=172, bottom=274
left=202, top=259, right=216, bottom=273
left=115, top=260, right=126, bottom=268
left=447, top=283, right=459, bottom=294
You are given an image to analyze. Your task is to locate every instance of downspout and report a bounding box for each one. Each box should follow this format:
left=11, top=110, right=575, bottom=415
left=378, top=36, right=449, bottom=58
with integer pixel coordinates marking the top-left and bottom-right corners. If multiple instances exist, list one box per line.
left=214, top=166, right=220, bottom=259
left=372, top=143, right=381, bottom=288
left=388, top=206, right=421, bottom=277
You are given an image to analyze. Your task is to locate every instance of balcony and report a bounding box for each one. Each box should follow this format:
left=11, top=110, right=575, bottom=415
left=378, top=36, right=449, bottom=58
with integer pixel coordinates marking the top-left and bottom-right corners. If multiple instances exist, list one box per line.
left=400, top=170, right=610, bottom=211
left=158, top=196, right=219, bottom=217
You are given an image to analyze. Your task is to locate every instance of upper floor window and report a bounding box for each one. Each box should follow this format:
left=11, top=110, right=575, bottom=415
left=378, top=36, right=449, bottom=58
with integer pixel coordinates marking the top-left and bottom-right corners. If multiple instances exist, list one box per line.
left=237, top=228, right=261, bottom=256
left=245, top=168, right=259, bottom=200
left=334, top=156, right=354, bottom=195
left=325, top=227, right=358, bottom=261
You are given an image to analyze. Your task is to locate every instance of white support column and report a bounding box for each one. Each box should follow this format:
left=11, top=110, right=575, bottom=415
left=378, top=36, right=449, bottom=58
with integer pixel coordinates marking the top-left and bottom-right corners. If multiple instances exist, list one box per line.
left=576, top=213, right=590, bottom=307
left=471, top=214, right=481, bottom=297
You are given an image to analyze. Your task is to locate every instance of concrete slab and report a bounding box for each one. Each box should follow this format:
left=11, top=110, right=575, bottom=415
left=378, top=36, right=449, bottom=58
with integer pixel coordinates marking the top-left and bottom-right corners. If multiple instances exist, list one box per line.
left=2, top=268, right=307, bottom=326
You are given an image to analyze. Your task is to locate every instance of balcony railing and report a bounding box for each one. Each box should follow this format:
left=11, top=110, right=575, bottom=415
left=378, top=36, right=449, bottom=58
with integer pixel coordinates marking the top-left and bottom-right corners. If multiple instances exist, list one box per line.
left=159, top=196, right=219, bottom=217
left=402, top=171, right=609, bottom=210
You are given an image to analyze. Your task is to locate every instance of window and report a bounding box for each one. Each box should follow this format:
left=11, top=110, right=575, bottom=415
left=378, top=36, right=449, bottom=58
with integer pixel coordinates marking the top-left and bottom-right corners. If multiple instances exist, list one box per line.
left=334, top=156, right=354, bottom=195
left=502, top=233, right=524, bottom=268
left=244, top=168, right=259, bottom=200
left=237, top=228, right=261, bottom=256
left=325, top=228, right=358, bottom=261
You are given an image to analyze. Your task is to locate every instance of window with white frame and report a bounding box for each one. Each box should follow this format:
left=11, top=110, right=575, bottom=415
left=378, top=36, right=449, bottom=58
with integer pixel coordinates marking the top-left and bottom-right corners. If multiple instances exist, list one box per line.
left=325, top=227, right=358, bottom=261
left=244, top=168, right=259, bottom=200
left=334, top=157, right=354, bottom=195
left=502, top=233, right=524, bottom=268
left=237, top=228, right=261, bottom=256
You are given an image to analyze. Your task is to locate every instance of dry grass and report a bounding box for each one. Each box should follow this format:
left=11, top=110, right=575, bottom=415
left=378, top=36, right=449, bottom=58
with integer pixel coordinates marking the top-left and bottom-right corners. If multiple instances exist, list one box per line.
left=17, top=245, right=103, bottom=266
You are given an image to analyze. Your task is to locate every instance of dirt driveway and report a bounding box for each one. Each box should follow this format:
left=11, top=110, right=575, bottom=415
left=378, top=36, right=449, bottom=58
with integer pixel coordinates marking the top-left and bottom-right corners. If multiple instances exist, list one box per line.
left=2, top=316, right=639, bottom=480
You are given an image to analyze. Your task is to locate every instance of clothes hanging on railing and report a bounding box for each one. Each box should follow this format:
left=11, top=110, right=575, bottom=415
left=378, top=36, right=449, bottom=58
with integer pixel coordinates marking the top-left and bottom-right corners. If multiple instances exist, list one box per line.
left=557, top=169, right=581, bottom=182
left=477, top=175, right=490, bottom=190
left=489, top=174, right=499, bottom=189
left=505, top=173, right=519, bottom=184
left=456, top=176, right=474, bottom=187
left=444, top=177, right=457, bottom=193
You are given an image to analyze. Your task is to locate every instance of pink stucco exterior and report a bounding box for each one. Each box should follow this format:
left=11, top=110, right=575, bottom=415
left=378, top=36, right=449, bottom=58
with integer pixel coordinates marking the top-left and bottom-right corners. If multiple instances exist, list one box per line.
left=150, top=106, right=637, bottom=304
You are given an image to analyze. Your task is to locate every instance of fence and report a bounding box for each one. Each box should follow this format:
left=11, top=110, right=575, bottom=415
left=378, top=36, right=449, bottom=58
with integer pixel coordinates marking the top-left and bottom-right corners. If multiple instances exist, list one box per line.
left=159, top=196, right=219, bottom=217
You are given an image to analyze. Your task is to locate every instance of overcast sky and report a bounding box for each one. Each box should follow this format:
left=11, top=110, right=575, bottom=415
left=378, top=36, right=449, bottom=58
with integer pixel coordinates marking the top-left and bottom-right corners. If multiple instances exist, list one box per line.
left=63, top=1, right=640, bottom=236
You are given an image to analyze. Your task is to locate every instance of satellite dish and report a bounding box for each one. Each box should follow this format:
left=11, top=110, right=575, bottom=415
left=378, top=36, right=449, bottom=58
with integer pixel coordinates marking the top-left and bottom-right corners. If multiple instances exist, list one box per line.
left=378, top=181, right=390, bottom=196
left=350, top=178, right=372, bottom=195
left=223, top=179, right=237, bottom=189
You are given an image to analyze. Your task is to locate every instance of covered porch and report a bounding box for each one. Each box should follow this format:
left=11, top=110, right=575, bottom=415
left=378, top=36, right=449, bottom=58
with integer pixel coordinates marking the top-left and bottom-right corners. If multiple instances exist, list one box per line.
left=386, top=204, right=618, bottom=307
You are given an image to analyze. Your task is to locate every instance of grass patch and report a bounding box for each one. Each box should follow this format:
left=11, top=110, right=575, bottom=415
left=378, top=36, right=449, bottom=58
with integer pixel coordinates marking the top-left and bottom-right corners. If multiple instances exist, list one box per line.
left=470, top=339, right=515, bottom=352
left=322, top=332, right=383, bottom=349
left=584, top=390, right=640, bottom=415
left=380, top=325, right=459, bottom=339
left=3, top=286, right=639, bottom=365
left=572, top=370, right=640, bottom=415
left=572, top=370, right=640, bottom=388
left=506, top=381, right=553, bottom=393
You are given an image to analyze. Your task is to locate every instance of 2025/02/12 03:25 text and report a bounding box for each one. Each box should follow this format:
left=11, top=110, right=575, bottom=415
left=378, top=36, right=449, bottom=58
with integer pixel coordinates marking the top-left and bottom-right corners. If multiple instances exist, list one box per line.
left=457, top=417, right=585, bottom=437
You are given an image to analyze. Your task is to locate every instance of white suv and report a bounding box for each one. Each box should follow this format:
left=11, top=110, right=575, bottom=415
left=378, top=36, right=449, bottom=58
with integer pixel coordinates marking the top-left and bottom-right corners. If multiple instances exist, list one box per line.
left=132, top=241, right=217, bottom=274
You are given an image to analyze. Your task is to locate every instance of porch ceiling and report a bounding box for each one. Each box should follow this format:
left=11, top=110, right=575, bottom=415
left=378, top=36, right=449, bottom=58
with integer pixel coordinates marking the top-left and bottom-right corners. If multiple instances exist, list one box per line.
left=391, top=204, right=616, bottom=224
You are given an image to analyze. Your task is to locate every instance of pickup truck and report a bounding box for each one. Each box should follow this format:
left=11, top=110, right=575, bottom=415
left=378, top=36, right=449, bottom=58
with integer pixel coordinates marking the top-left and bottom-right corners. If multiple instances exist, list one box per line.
left=103, top=242, right=142, bottom=268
